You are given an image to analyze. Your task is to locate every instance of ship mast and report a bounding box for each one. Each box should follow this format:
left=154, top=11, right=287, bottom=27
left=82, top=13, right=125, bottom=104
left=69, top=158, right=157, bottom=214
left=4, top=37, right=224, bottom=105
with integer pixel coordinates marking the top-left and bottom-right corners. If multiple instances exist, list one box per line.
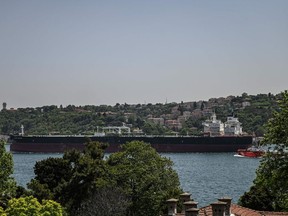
left=20, top=125, right=24, bottom=136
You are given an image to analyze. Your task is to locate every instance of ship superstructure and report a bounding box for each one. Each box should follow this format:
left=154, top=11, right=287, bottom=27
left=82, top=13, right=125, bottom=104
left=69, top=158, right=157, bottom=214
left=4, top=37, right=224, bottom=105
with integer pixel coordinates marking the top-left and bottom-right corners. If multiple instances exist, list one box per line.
left=224, top=116, right=243, bottom=135
left=202, top=113, right=243, bottom=136
left=202, top=113, right=224, bottom=136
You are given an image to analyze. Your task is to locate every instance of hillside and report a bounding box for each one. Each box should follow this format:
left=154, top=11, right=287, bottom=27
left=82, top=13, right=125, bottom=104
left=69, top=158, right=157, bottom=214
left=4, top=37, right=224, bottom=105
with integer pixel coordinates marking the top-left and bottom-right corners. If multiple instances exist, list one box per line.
left=0, top=92, right=282, bottom=137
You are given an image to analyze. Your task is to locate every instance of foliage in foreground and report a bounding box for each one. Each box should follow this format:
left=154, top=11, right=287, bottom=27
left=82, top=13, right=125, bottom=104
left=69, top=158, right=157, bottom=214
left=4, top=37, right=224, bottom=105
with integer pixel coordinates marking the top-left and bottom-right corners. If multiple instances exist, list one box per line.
left=0, top=196, right=63, bottom=216
left=107, top=141, right=182, bottom=216
left=0, top=139, right=17, bottom=208
left=28, top=140, right=182, bottom=216
left=238, top=90, right=288, bottom=211
left=28, top=140, right=109, bottom=215
left=0, top=140, right=64, bottom=215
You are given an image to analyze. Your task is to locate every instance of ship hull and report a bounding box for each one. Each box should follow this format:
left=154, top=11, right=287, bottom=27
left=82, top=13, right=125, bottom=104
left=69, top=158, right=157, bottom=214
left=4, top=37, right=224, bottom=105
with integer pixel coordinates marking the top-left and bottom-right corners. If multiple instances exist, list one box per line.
left=236, top=148, right=265, bottom=158
left=9, top=135, right=253, bottom=153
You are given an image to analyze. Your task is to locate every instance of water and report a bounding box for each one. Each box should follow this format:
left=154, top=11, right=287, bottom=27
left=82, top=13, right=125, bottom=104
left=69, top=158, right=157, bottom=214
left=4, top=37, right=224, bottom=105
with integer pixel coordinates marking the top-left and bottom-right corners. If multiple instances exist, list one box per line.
left=12, top=153, right=63, bottom=188
left=162, top=153, right=260, bottom=206
left=8, top=145, right=260, bottom=207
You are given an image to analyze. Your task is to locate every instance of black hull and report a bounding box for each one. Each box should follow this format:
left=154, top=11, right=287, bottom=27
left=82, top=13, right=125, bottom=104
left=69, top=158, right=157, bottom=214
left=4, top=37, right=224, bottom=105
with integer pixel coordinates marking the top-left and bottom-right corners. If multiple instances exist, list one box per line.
left=9, top=135, right=253, bottom=153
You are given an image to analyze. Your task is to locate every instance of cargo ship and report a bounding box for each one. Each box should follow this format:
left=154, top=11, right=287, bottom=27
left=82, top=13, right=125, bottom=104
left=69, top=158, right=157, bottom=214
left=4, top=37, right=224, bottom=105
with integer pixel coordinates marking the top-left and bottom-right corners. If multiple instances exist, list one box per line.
left=9, top=114, right=253, bottom=153
left=9, top=134, right=253, bottom=153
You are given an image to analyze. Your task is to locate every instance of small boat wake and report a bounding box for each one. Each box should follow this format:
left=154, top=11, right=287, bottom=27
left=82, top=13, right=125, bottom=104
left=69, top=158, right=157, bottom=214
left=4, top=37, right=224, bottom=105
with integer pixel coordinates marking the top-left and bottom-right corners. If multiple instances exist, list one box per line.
left=233, top=154, right=245, bottom=158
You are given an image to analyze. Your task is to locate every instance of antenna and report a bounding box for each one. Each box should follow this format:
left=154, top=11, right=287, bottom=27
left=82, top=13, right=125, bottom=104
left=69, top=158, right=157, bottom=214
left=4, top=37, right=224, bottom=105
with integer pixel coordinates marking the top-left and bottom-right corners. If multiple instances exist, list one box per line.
left=20, top=125, right=24, bottom=136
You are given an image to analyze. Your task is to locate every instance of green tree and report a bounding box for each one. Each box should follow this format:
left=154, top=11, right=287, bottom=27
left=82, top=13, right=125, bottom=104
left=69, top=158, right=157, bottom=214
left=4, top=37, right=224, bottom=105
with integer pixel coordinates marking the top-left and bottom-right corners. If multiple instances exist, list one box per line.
left=28, top=140, right=110, bottom=215
left=28, top=157, right=71, bottom=201
left=142, top=122, right=167, bottom=135
left=28, top=140, right=182, bottom=216
left=60, top=141, right=110, bottom=213
left=4, top=196, right=63, bottom=216
left=0, top=206, right=6, bottom=216
left=107, top=141, right=182, bottom=216
left=0, top=139, right=17, bottom=208
left=75, top=187, right=129, bottom=216
left=238, top=90, right=288, bottom=211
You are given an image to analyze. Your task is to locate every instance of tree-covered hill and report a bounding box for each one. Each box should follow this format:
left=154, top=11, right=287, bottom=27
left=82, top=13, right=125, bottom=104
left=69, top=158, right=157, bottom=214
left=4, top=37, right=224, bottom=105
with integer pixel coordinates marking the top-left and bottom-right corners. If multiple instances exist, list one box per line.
left=0, top=92, right=283, bottom=136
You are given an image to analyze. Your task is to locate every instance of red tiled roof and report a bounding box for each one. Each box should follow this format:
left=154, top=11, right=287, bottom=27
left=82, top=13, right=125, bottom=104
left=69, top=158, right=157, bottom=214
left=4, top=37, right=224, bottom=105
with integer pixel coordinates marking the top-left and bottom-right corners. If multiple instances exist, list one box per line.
left=230, top=204, right=262, bottom=216
left=176, top=203, right=288, bottom=216
left=259, top=211, right=288, bottom=216
left=231, top=204, right=288, bottom=216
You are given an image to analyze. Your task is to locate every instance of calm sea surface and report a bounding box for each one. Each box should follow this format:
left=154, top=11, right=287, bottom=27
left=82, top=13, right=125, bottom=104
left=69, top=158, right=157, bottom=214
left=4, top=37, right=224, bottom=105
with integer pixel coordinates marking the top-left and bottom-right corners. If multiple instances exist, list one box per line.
left=7, top=145, right=260, bottom=207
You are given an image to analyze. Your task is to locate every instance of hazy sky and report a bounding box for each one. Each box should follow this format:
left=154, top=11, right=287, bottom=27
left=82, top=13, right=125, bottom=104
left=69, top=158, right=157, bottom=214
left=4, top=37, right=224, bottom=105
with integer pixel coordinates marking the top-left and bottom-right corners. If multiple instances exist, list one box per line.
left=1, top=1, right=287, bottom=108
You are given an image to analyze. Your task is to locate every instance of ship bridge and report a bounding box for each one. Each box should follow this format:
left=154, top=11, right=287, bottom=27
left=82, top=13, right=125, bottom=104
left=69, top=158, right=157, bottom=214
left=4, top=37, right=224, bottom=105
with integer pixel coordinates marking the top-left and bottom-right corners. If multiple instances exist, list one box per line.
left=100, top=126, right=131, bottom=135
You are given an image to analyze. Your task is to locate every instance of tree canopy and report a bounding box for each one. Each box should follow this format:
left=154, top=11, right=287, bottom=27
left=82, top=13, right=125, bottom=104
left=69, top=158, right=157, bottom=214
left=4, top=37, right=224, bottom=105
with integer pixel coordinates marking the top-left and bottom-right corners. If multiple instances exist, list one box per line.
left=28, top=140, right=110, bottom=215
left=107, top=141, right=182, bottom=216
left=238, top=90, right=288, bottom=211
left=0, top=140, right=64, bottom=215
left=0, top=196, right=63, bottom=216
left=0, top=139, right=17, bottom=208
left=28, top=140, right=182, bottom=216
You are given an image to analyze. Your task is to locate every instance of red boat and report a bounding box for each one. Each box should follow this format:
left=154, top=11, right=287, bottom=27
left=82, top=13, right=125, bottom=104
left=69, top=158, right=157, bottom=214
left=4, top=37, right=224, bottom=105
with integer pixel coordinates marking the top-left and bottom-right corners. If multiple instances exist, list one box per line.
left=234, top=146, right=265, bottom=158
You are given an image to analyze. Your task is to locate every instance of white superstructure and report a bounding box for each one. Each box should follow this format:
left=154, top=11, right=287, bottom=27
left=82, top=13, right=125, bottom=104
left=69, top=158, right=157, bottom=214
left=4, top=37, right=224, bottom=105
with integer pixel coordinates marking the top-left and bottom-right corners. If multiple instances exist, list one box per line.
left=203, top=113, right=243, bottom=136
left=224, top=116, right=243, bottom=135
left=202, top=113, right=224, bottom=136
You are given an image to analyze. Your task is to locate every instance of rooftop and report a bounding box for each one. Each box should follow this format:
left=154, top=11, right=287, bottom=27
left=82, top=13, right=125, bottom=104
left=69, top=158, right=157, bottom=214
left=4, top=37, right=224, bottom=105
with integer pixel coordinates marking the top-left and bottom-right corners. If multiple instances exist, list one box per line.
left=166, top=194, right=288, bottom=216
left=173, top=204, right=288, bottom=216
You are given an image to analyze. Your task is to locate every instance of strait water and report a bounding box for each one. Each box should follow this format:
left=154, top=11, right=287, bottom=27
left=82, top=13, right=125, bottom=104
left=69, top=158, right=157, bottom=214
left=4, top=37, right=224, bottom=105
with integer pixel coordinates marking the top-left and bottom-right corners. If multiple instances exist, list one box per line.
left=7, top=145, right=260, bottom=207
